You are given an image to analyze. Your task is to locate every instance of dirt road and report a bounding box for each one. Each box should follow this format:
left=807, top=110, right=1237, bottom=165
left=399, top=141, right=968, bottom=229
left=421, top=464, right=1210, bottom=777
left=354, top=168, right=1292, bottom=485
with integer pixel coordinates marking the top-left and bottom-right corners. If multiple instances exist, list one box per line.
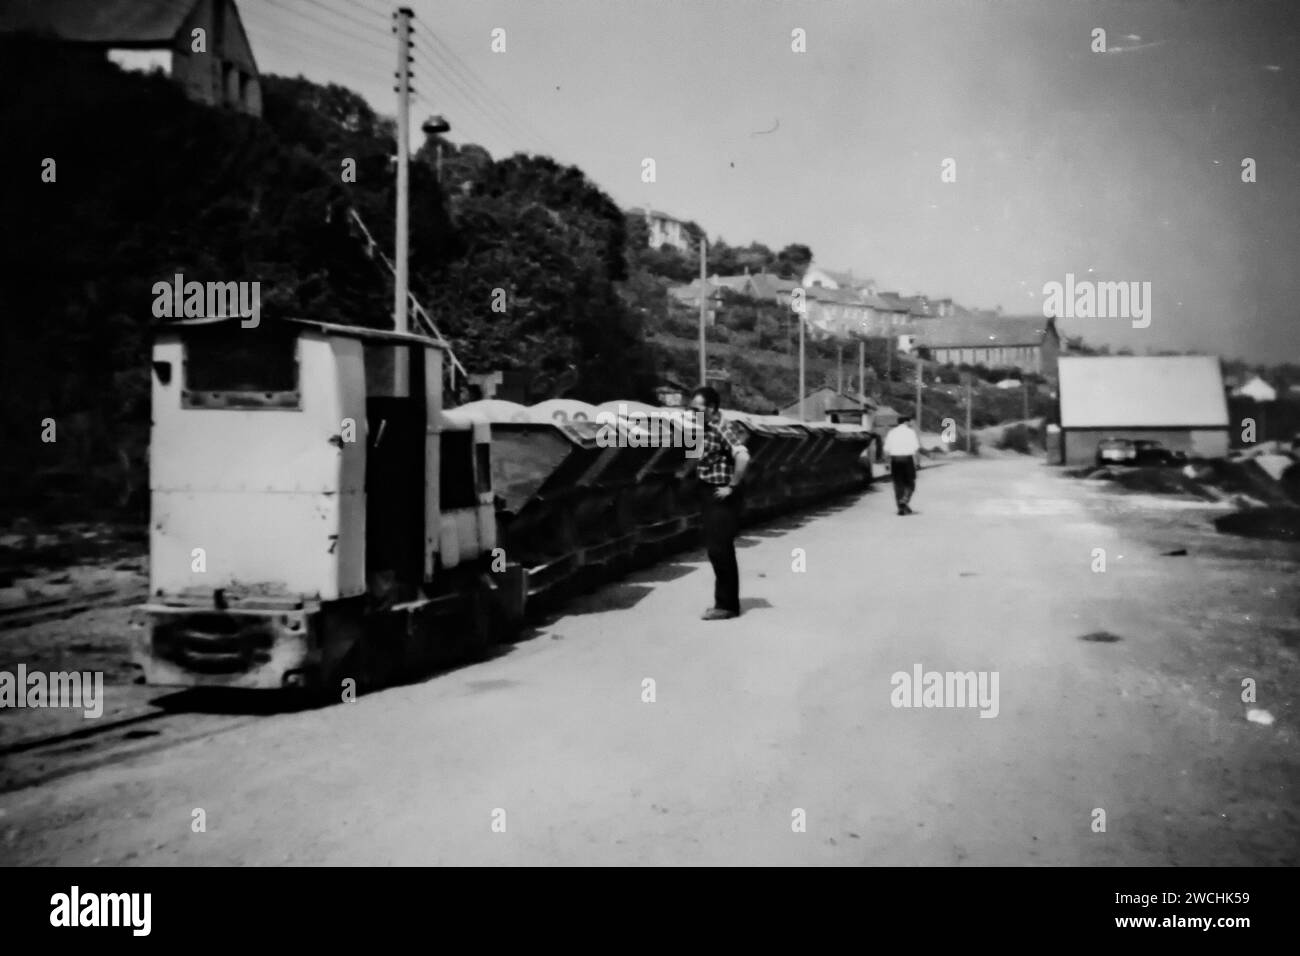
left=2, top=457, right=1297, bottom=865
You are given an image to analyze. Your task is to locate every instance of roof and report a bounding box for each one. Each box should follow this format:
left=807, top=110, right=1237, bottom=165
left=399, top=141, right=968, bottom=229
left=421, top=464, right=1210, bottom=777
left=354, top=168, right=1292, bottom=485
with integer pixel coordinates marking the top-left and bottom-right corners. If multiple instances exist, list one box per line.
left=0, top=0, right=197, bottom=44
left=868, top=294, right=910, bottom=312
left=667, top=279, right=724, bottom=302
left=912, top=315, right=1054, bottom=349
left=1058, top=356, right=1229, bottom=429
left=806, top=286, right=867, bottom=306
left=746, top=273, right=798, bottom=298
left=627, top=206, right=687, bottom=224
left=778, top=388, right=871, bottom=419
left=1232, top=375, right=1277, bottom=402
left=709, top=275, right=751, bottom=292
left=154, top=315, right=449, bottom=349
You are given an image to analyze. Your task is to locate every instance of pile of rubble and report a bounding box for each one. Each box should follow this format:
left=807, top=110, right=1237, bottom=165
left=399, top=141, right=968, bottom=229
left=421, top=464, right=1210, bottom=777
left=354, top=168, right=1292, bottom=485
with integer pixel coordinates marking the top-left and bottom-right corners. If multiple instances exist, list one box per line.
left=1075, top=440, right=1300, bottom=540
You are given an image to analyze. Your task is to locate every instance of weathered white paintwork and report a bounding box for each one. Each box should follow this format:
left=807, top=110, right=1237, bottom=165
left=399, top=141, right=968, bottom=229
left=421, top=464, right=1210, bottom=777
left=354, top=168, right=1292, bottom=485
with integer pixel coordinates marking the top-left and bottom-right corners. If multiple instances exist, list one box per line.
left=149, top=330, right=367, bottom=602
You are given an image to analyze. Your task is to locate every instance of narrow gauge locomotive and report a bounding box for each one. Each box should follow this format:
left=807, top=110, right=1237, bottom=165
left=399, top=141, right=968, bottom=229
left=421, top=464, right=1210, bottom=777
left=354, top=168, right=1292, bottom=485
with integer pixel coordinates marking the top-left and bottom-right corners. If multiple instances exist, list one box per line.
left=131, top=317, right=872, bottom=695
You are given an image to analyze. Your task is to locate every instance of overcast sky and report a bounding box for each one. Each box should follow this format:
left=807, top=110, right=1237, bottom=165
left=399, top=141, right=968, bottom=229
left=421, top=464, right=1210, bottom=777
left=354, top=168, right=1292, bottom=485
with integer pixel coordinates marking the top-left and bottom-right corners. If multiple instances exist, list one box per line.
left=242, top=0, right=1300, bottom=363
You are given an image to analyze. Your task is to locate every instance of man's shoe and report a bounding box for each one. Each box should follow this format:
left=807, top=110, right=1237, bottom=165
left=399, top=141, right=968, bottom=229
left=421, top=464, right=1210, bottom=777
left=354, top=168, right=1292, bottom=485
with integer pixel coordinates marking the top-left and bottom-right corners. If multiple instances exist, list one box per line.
left=903, top=504, right=914, bottom=514
left=701, top=608, right=738, bottom=620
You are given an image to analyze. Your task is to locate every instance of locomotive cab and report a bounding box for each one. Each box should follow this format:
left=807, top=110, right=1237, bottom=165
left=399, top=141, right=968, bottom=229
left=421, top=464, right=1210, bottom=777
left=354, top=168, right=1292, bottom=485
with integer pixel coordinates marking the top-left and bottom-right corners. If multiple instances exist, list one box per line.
left=134, top=317, right=496, bottom=692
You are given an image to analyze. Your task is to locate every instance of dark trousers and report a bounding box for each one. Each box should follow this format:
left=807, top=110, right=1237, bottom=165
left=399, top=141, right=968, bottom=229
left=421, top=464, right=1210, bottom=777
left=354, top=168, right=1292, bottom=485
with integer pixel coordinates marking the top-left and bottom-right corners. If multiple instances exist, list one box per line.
left=891, top=456, right=916, bottom=508
left=700, top=485, right=742, bottom=612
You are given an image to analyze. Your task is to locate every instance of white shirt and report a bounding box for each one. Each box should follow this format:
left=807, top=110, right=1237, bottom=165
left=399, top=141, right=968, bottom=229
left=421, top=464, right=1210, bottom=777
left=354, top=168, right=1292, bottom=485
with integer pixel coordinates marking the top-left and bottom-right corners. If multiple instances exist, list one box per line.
left=883, top=423, right=920, bottom=457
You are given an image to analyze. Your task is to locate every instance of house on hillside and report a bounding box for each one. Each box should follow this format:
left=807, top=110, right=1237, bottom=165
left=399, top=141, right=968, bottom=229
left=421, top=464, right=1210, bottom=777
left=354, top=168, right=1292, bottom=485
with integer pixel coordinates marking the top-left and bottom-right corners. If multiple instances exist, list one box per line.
left=780, top=387, right=874, bottom=425
left=667, top=278, right=724, bottom=324
left=627, top=207, right=693, bottom=253
left=744, top=272, right=799, bottom=307
left=803, top=286, right=872, bottom=339
left=802, top=265, right=876, bottom=298
left=911, top=315, right=1061, bottom=379
left=1056, top=356, right=1230, bottom=465
left=0, top=0, right=262, bottom=116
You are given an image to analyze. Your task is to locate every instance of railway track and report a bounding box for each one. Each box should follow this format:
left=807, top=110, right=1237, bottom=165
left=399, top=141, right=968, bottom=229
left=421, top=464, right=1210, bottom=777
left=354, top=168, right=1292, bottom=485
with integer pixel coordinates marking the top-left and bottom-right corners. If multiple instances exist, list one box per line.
left=0, top=585, right=149, bottom=631
left=0, top=704, right=263, bottom=794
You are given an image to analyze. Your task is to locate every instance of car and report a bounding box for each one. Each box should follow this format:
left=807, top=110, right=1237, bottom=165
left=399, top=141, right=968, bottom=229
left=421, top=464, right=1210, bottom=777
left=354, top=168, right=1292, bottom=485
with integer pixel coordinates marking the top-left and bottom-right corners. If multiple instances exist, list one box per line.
left=1132, top=439, right=1186, bottom=466
left=1095, top=438, right=1136, bottom=467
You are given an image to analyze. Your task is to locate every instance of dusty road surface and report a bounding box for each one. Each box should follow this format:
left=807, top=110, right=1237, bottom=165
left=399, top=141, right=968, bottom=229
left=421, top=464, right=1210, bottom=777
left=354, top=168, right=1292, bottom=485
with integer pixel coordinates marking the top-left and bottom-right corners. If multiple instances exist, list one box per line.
left=2, top=456, right=1297, bottom=865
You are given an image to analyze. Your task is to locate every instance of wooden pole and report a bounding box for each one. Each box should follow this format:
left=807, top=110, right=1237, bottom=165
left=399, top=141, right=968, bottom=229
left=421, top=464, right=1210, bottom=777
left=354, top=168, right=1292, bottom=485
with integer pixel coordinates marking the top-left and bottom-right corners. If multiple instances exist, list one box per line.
left=966, top=378, right=972, bottom=452
left=698, top=236, right=707, bottom=387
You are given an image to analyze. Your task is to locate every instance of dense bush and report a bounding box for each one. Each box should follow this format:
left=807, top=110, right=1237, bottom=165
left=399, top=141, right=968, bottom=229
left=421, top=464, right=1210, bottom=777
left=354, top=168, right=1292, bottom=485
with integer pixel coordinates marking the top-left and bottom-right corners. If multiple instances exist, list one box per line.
left=996, top=422, right=1043, bottom=454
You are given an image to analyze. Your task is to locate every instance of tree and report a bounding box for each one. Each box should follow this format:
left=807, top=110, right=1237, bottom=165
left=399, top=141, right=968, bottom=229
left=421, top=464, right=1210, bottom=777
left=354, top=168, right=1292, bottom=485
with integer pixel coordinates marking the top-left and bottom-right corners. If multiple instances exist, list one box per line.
left=775, top=243, right=813, bottom=278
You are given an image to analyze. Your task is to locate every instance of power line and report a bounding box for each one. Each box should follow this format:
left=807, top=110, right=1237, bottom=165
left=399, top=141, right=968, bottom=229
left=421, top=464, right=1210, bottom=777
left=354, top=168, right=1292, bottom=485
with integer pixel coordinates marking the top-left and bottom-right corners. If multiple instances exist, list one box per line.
left=410, top=85, right=501, bottom=148
left=414, top=35, right=557, bottom=157
left=409, top=42, right=528, bottom=148
left=419, top=28, right=563, bottom=157
left=410, top=35, right=557, bottom=156
left=253, top=33, right=387, bottom=90
left=248, top=0, right=394, bottom=57
left=295, top=0, right=392, bottom=40
left=351, top=0, right=396, bottom=20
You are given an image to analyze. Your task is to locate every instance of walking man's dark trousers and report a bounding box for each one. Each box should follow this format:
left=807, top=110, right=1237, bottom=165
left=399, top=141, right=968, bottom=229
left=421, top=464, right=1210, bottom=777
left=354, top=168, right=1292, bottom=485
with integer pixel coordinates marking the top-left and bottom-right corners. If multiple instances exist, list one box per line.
left=701, top=485, right=742, bottom=614
left=891, top=456, right=916, bottom=511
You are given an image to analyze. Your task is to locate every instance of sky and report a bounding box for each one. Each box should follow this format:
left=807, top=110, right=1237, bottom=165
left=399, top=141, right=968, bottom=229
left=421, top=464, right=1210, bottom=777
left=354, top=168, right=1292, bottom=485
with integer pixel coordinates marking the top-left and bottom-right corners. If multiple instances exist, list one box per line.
left=239, top=0, right=1300, bottom=363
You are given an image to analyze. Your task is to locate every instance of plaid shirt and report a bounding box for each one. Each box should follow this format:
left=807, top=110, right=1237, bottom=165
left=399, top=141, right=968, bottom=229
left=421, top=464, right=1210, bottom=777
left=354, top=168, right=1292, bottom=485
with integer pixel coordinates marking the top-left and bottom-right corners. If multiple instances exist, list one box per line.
left=696, top=414, right=747, bottom=486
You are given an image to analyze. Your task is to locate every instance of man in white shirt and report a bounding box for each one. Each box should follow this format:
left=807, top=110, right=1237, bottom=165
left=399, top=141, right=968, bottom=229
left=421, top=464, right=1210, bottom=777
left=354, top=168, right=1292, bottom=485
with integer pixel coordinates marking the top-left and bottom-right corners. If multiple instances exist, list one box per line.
left=883, top=414, right=920, bottom=515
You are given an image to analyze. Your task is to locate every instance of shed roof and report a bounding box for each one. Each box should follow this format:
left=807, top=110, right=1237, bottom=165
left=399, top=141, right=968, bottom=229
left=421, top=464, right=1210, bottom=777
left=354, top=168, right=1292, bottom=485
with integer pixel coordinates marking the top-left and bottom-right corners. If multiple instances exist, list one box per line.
left=1058, top=356, right=1229, bottom=429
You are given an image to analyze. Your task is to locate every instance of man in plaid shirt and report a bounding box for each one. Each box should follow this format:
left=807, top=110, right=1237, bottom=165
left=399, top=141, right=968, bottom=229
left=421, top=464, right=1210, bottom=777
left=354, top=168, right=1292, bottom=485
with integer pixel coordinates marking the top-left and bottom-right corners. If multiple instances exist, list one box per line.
left=689, top=386, right=751, bottom=620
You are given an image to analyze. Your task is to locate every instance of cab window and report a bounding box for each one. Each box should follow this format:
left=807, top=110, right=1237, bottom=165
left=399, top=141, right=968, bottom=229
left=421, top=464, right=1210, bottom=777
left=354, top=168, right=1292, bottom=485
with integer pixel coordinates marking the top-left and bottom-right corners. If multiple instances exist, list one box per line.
left=182, top=324, right=300, bottom=409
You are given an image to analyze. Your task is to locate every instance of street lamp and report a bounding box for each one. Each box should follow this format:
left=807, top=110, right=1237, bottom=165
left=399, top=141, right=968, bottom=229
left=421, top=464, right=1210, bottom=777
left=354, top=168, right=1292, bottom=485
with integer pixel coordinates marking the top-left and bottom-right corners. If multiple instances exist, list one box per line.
left=422, top=115, right=451, bottom=180
left=421, top=114, right=450, bottom=135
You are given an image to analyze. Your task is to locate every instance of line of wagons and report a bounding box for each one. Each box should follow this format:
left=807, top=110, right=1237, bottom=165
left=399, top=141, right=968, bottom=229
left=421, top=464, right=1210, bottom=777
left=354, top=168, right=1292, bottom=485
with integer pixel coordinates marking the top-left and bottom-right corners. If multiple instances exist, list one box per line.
left=131, top=317, right=873, bottom=697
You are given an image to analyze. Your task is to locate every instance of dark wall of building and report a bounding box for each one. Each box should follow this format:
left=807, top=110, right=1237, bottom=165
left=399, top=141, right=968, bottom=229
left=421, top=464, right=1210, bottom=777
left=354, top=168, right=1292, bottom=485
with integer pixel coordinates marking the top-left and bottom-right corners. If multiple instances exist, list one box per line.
left=1040, top=326, right=1060, bottom=381
left=172, top=0, right=260, bottom=116
left=1226, top=397, right=1300, bottom=447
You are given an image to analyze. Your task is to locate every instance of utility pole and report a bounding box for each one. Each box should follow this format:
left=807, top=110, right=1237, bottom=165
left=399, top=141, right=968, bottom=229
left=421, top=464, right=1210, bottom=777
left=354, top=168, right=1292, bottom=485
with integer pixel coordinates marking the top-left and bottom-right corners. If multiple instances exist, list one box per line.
left=965, top=376, right=973, bottom=452
left=837, top=343, right=844, bottom=394
left=392, top=6, right=413, bottom=395
left=798, top=301, right=806, bottom=421
left=857, top=338, right=865, bottom=403
left=915, top=357, right=922, bottom=431
left=698, top=235, right=707, bottom=387
left=1023, top=378, right=1031, bottom=422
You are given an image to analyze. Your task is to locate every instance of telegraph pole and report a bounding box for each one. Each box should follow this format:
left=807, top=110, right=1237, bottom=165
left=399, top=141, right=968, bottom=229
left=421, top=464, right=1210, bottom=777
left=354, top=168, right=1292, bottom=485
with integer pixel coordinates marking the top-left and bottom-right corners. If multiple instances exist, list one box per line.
left=698, top=234, right=707, bottom=387
left=857, top=338, right=865, bottom=403
left=798, top=301, right=806, bottom=421
left=393, top=6, right=414, bottom=394
left=915, top=357, right=922, bottom=431
left=966, top=376, right=973, bottom=452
